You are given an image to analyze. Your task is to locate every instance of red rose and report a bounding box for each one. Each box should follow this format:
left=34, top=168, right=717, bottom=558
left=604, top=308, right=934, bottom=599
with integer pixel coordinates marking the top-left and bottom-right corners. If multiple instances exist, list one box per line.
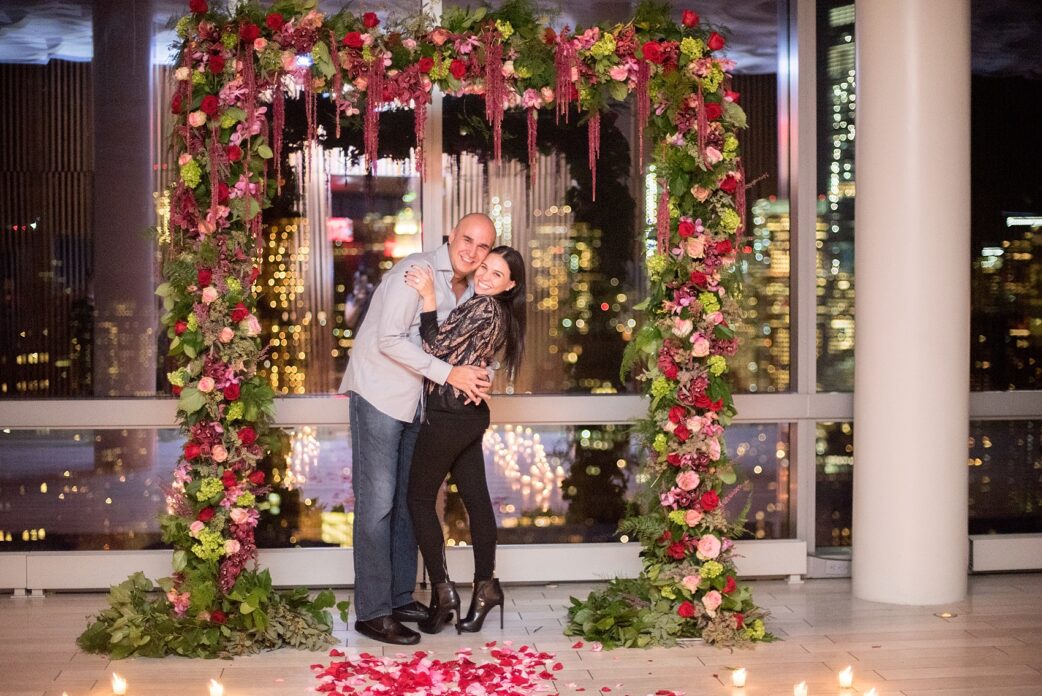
left=666, top=453, right=683, bottom=467
left=249, top=266, right=260, bottom=285
left=238, top=426, right=257, bottom=445
left=172, top=385, right=183, bottom=396
left=208, top=53, right=225, bottom=74
left=222, top=470, right=237, bottom=489
left=225, top=144, right=243, bottom=162
left=449, top=59, right=467, bottom=80
left=239, top=22, right=260, bottom=43
left=700, top=490, right=720, bottom=511
left=543, top=28, right=557, bottom=45
left=668, top=405, right=686, bottom=424
left=265, top=13, right=285, bottom=31
left=197, top=506, right=215, bottom=522
left=677, top=219, right=695, bottom=238
left=719, top=175, right=738, bottom=194
left=362, top=12, right=380, bottom=29
left=677, top=600, right=696, bottom=618
left=694, top=394, right=724, bottom=411
left=343, top=32, right=363, bottom=49
left=641, top=41, right=664, bottom=64
left=174, top=320, right=188, bottom=335
left=667, top=542, right=688, bottom=560
left=200, top=94, right=219, bottom=117
left=715, top=239, right=734, bottom=256
left=223, top=383, right=241, bottom=401
left=707, top=32, right=726, bottom=51
left=417, top=56, right=435, bottom=73
left=662, top=362, right=678, bottom=379
left=689, top=270, right=708, bottom=287
left=189, top=0, right=208, bottom=14
left=725, top=89, right=740, bottom=103
left=211, top=609, right=227, bottom=624
left=197, top=268, right=212, bottom=286
left=170, top=93, right=183, bottom=114
left=723, top=575, right=737, bottom=594
left=733, top=612, right=745, bottom=628
left=681, top=10, right=700, bottom=28
left=674, top=424, right=691, bottom=442
left=230, top=303, right=249, bottom=322
left=248, top=470, right=266, bottom=486
left=217, top=182, right=230, bottom=203
left=704, top=101, right=722, bottom=121
left=184, top=442, right=202, bottom=460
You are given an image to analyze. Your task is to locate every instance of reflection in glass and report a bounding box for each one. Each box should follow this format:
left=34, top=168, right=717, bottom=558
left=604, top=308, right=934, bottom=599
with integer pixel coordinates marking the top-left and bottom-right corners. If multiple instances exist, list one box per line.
left=815, top=1, right=856, bottom=392
left=725, top=422, right=793, bottom=539
left=969, top=420, right=1042, bottom=534
left=815, top=421, right=853, bottom=550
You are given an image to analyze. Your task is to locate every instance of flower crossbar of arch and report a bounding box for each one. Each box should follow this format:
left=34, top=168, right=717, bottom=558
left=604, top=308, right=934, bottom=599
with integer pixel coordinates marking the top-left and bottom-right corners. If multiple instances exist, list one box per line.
left=77, top=0, right=771, bottom=658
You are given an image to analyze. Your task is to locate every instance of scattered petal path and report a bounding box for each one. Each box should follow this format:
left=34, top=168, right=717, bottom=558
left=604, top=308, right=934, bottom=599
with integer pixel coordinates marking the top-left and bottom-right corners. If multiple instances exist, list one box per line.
left=310, top=642, right=685, bottom=696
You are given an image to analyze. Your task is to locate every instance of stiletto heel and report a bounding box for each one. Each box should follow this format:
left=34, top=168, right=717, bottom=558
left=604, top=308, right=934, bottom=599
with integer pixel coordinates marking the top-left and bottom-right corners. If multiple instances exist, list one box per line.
left=457, top=579, right=505, bottom=633
left=418, top=581, right=460, bottom=635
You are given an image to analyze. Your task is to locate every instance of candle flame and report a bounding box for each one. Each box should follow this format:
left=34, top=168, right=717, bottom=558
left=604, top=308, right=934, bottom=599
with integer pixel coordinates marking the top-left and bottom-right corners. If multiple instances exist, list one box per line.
left=839, top=665, right=854, bottom=687
left=209, top=679, right=225, bottom=696
left=111, top=672, right=127, bottom=694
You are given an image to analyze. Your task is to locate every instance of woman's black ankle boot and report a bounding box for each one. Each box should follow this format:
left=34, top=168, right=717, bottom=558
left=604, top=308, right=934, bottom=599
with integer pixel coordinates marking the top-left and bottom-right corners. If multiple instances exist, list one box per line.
left=418, top=581, right=460, bottom=634
left=457, top=579, right=504, bottom=633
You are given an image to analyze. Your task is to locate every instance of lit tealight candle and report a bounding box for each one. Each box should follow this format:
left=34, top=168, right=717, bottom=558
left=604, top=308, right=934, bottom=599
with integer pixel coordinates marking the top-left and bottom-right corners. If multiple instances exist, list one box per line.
left=731, top=667, right=747, bottom=687
left=793, top=681, right=808, bottom=696
left=839, top=665, right=854, bottom=688
left=865, top=690, right=878, bottom=696
left=209, top=679, right=224, bottom=696
left=111, top=673, right=127, bottom=695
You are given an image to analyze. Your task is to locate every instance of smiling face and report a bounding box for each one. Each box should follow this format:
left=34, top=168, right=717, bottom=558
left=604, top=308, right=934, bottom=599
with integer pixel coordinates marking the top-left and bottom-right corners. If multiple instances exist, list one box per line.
left=473, top=252, right=515, bottom=296
left=447, top=214, right=496, bottom=278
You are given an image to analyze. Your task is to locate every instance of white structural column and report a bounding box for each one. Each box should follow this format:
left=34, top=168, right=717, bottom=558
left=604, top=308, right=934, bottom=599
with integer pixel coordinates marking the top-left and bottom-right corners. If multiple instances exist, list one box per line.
left=852, top=0, right=971, bottom=604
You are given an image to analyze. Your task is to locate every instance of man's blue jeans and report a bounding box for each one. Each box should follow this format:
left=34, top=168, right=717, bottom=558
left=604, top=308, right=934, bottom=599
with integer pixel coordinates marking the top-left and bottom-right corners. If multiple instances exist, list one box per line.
left=349, top=392, right=421, bottom=621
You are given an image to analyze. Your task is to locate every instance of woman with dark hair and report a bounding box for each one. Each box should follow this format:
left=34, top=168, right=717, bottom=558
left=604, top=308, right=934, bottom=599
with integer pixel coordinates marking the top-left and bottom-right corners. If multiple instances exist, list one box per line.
left=402, top=246, right=526, bottom=634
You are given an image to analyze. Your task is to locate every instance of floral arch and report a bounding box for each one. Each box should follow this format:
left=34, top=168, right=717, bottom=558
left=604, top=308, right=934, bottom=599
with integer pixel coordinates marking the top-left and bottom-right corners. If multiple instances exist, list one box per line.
left=79, top=0, right=770, bottom=658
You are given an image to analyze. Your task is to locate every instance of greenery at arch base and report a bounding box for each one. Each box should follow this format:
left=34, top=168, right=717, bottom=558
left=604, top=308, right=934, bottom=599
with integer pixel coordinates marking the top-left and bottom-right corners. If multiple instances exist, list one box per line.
left=78, top=0, right=771, bottom=658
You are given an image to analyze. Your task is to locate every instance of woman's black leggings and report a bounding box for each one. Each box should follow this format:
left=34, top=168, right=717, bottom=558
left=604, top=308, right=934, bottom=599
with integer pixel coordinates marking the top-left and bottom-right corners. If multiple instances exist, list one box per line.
left=407, top=407, right=497, bottom=585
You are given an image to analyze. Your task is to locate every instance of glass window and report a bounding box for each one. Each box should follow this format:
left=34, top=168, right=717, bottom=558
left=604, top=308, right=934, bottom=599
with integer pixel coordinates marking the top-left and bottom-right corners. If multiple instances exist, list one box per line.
left=969, top=420, right=1042, bottom=534
left=815, top=1, right=856, bottom=393
left=970, top=5, right=1042, bottom=391
left=815, top=421, right=853, bottom=550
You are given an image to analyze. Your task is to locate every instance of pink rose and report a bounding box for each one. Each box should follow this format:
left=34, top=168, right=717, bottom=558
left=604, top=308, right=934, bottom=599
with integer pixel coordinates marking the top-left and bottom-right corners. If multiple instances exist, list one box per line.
left=707, top=311, right=724, bottom=325
left=681, top=574, right=701, bottom=592
left=704, top=146, right=723, bottom=165
left=224, top=539, right=241, bottom=555
left=672, top=318, right=693, bottom=338
left=219, top=326, right=235, bottom=343
left=609, top=64, right=629, bottom=82
left=702, top=589, right=723, bottom=614
left=253, top=37, right=267, bottom=52
left=201, top=286, right=218, bottom=304
left=685, top=509, right=704, bottom=526
left=242, top=315, right=261, bottom=336
left=540, top=86, right=554, bottom=104
left=676, top=470, right=700, bottom=491
left=230, top=507, right=250, bottom=525
left=178, top=152, right=192, bottom=166
left=691, top=334, right=710, bottom=357
left=685, top=236, right=705, bottom=259
left=187, top=111, right=207, bottom=128
left=211, top=444, right=228, bottom=463
left=197, top=376, right=215, bottom=393
left=697, top=534, right=722, bottom=559
left=707, top=438, right=722, bottom=461
left=189, top=520, right=205, bottom=537
left=430, top=27, right=450, bottom=46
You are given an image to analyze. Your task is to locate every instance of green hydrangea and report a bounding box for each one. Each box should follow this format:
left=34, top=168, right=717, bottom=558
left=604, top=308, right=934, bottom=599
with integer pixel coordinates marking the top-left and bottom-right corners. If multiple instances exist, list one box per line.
left=653, top=433, right=668, bottom=453
left=236, top=492, right=256, bottom=507
left=226, top=401, right=245, bottom=422
left=723, top=133, right=739, bottom=158
left=495, top=20, right=514, bottom=40
left=167, top=369, right=188, bottom=387
left=699, top=292, right=721, bottom=313
left=192, top=528, right=226, bottom=561
left=191, top=71, right=206, bottom=86
left=221, top=34, right=237, bottom=50
left=515, top=65, right=532, bottom=79
left=702, top=66, right=724, bottom=92
left=660, top=584, right=676, bottom=599
left=429, top=57, right=449, bottom=81
left=180, top=159, right=202, bottom=189
left=650, top=376, right=672, bottom=399
left=196, top=477, right=224, bottom=502
left=680, top=37, right=704, bottom=58
left=719, top=208, right=741, bottom=233
left=260, top=45, right=283, bottom=73
left=226, top=278, right=241, bottom=293
left=744, top=618, right=766, bottom=640
left=175, top=16, right=194, bottom=39
left=707, top=355, right=727, bottom=376
left=589, top=33, right=616, bottom=59
left=668, top=509, right=688, bottom=526
left=361, top=46, right=373, bottom=63
left=220, top=113, right=238, bottom=129
left=701, top=560, right=724, bottom=578
left=187, top=314, right=199, bottom=331
left=646, top=254, right=669, bottom=279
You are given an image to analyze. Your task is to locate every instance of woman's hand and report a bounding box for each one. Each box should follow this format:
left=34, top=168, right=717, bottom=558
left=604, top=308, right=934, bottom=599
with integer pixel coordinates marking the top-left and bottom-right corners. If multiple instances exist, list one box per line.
left=404, top=264, right=437, bottom=312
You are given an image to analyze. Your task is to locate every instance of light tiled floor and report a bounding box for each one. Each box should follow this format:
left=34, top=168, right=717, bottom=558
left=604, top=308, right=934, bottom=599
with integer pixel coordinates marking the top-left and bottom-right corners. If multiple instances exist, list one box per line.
left=1, top=574, right=1041, bottom=695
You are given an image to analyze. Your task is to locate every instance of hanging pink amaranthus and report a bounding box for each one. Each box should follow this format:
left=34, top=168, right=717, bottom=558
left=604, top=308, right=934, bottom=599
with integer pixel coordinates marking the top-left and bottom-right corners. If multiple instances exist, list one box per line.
left=636, top=59, right=651, bottom=168
left=483, top=33, right=506, bottom=163
left=554, top=32, right=578, bottom=123
left=413, top=95, right=428, bottom=176
left=656, top=176, right=670, bottom=252
left=328, top=32, right=343, bottom=139
left=527, top=107, right=538, bottom=184
left=272, top=85, right=285, bottom=193
left=696, top=83, right=708, bottom=162
left=588, top=110, right=601, bottom=201
left=364, top=58, right=385, bottom=173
